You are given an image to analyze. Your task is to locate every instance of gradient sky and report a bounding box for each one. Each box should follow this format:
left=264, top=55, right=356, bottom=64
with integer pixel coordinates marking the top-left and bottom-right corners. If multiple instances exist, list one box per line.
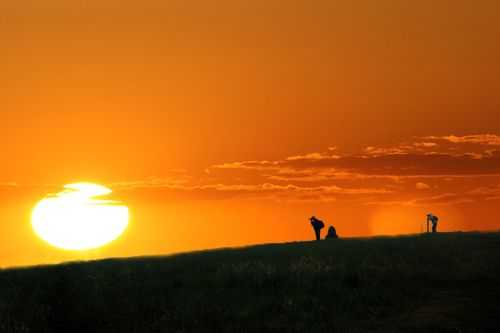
left=1, top=0, right=500, bottom=267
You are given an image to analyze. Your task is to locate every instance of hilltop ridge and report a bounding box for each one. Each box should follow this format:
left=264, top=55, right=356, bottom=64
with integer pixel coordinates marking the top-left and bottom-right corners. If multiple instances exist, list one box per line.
left=1, top=232, right=499, bottom=332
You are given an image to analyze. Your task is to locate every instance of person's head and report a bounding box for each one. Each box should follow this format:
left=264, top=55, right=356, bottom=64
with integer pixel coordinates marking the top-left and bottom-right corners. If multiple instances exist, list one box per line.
left=310, top=216, right=316, bottom=221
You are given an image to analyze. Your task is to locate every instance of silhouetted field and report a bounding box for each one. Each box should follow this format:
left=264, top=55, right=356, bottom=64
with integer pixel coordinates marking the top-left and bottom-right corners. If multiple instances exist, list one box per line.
left=1, top=232, right=500, bottom=332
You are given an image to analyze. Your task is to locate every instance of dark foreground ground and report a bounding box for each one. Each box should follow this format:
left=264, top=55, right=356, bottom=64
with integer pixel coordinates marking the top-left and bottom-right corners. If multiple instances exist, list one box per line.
left=1, top=232, right=500, bottom=333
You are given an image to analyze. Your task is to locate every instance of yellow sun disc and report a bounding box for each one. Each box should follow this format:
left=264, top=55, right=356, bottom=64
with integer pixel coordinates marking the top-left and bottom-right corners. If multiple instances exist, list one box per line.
left=32, top=183, right=129, bottom=251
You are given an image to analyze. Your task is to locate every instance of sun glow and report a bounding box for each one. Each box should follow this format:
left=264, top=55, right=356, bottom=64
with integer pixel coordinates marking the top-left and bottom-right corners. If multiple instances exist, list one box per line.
left=32, top=183, right=129, bottom=251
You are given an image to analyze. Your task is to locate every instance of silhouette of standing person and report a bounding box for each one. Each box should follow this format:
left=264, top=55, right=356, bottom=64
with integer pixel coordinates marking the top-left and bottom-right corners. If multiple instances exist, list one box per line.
left=427, top=213, right=439, bottom=233
left=431, top=215, right=439, bottom=233
left=325, top=225, right=338, bottom=239
left=310, top=216, right=325, bottom=241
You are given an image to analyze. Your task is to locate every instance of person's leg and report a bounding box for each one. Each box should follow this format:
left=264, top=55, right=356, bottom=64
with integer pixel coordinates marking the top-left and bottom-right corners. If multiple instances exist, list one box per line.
left=315, top=229, right=320, bottom=240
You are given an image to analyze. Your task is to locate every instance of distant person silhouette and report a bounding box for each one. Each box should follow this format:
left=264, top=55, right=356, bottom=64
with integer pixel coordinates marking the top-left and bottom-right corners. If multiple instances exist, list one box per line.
left=310, top=216, right=325, bottom=241
left=427, top=213, right=439, bottom=233
left=325, top=225, right=338, bottom=239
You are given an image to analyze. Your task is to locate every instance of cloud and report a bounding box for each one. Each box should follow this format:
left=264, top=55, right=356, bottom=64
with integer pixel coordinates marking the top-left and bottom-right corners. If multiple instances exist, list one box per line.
left=265, top=168, right=400, bottom=182
left=368, top=184, right=500, bottom=207
left=117, top=134, right=500, bottom=205
left=208, top=134, right=500, bottom=184
left=411, top=193, right=475, bottom=206
left=413, top=142, right=438, bottom=148
left=284, top=152, right=500, bottom=180
left=115, top=180, right=392, bottom=202
left=416, top=182, right=431, bottom=190
left=465, top=185, right=500, bottom=202
left=210, top=161, right=280, bottom=171
left=178, top=183, right=392, bottom=196
left=468, top=185, right=500, bottom=196
left=110, top=174, right=191, bottom=190
left=364, top=146, right=410, bottom=156
left=427, top=134, right=500, bottom=146
left=367, top=193, right=475, bottom=207
left=286, top=152, right=340, bottom=161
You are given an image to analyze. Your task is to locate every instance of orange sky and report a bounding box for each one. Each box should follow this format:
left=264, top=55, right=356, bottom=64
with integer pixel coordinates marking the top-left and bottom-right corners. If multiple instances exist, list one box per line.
left=1, top=0, right=500, bottom=267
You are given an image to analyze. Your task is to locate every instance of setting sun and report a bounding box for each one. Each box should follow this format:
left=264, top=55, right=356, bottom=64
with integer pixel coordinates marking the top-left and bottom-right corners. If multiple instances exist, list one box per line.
left=31, top=183, right=129, bottom=251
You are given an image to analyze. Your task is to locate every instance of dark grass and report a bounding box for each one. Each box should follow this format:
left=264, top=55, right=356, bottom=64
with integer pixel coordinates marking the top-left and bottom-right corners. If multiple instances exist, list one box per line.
left=1, top=232, right=500, bottom=332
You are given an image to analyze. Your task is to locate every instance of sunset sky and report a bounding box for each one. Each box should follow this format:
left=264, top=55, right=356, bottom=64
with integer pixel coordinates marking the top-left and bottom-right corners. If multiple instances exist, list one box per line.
left=1, top=0, right=500, bottom=268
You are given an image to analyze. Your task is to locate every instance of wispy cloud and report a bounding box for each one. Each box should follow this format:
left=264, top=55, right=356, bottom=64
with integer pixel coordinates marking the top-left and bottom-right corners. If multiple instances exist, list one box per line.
left=115, top=134, right=500, bottom=205
left=416, top=182, right=431, bottom=190
left=210, top=161, right=281, bottom=171
left=115, top=181, right=392, bottom=202
left=286, top=152, right=341, bottom=161
left=426, top=134, right=500, bottom=146
left=468, top=185, right=500, bottom=196
left=413, top=142, right=438, bottom=148
left=367, top=193, right=475, bottom=207
left=207, top=134, right=500, bottom=184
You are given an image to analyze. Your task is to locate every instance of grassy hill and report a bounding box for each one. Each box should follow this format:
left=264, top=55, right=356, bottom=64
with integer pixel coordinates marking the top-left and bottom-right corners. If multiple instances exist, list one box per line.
left=1, top=232, right=500, bottom=332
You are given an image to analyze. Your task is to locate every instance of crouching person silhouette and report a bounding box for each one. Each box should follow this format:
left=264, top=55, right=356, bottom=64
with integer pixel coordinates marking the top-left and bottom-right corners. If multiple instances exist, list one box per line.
left=310, top=216, right=325, bottom=241
left=325, top=225, right=338, bottom=239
